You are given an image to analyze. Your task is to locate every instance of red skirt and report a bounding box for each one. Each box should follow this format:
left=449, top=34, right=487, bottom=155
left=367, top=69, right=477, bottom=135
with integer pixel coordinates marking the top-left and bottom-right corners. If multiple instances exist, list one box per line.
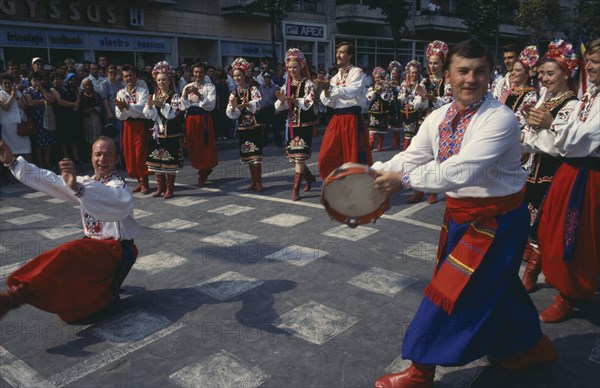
left=538, top=163, right=600, bottom=299
left=185, top=114, right=218, bottom=170
left=122, top=120, right=150, bottom=179
left=7, top=239, right=137, bottom=323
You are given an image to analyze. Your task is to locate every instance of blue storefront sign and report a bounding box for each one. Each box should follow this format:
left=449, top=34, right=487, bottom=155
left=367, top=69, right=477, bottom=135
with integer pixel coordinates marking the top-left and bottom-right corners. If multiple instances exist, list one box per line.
left=92, top=33, right=171, bottom=52
left=0, top=27, right=46, bottom=47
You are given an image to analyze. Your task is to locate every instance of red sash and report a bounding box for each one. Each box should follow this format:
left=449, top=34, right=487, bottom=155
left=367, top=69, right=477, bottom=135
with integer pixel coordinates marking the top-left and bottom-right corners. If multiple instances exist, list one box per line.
left=424, top=189, right=524, bottom=315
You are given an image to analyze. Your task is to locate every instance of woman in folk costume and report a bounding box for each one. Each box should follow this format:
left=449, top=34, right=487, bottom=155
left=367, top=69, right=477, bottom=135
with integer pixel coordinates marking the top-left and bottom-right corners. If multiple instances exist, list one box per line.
left=274, top=48, right=318, bottom=201
left=529, top=38, right=600, bottom=323
left=415, top=40, right=454, bottom=204
left=520, top=39, right=580, bottom=294
left=367, top=66, right=392, bottom=152
left=387, top=61, right=404, bottom=150
left=501, top=46, right=540, bottom=129
left=400, top=60, right=428, bottom=204
left=143, top=61, right=184, bottom=199
left=226, top=58, right=264, bottom=191
left=522, top=38, right=599, bottom=324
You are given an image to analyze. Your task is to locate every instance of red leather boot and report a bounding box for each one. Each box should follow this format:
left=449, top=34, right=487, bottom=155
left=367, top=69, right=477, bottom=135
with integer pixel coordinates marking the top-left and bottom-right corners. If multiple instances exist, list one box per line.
left=369, top=132, right=376, bottom=151
left=377, top=134, right=385, bottom=151
left=392, top=131, right=400, bottom=150
left=291, top=172, right=302, bottom=201
left=539, top=293, right=574, bottom=323
left=140, top=175, right=150, bottom=195
left=152, top=174, right=166, bottom=197
left=303, top=168, right=315, bottom=192
left=164, top=174, right=176, bottom=199
left=374, top=363, right=435, bottom=388
left=521, top=247, right=541, bottom=292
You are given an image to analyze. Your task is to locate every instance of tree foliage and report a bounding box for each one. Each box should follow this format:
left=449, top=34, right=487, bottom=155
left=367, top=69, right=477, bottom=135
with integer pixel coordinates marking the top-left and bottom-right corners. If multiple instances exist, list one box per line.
left=571, top=0, right=600, bottom=43
left=458, top=0, right=517, bottom=41
left=365, top=0, right=413, bottom=59
left=515, top=0, right=562, bottom=45
left=238, top=0, right=298, bottom=64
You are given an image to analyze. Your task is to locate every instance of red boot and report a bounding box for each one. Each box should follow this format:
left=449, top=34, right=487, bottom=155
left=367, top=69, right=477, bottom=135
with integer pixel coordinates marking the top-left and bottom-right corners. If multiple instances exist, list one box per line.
left=377, top=134, right=385, bottom=151
left=426, top=193, right=437, bottom=204
left=0, top=284, right=31, bottom=319
left=521, top=247, right=541, bottom=293
left=539, top=293, right=574, bottom=323
left=249, top=163, right=263, bottom=192
left=164, top=174, right=176, bottom=199
left=303, top=168, right=316, bottom=192
left=140, top=175, right=150, bottom=195
left=369, top=132, right=376, bottom=151
left=405, top=191, right=424, bottom=204
left=152, top=174, right=166, bottom=197
left=499, top=334, right=557, bottom=371
left=374, top=363, right=435, bottom=388
left=291, top=172, right=302, bottom=201
left=392, top=131, right=401, bottom=150
left=402, top=137, right=412, bottom=151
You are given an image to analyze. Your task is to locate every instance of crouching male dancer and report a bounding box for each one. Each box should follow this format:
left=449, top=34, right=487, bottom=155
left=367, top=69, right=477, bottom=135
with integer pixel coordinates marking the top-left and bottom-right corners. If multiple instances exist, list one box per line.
left=371, top=40, right=556, bottom=388
left=0, top=136, right=141, bottom=323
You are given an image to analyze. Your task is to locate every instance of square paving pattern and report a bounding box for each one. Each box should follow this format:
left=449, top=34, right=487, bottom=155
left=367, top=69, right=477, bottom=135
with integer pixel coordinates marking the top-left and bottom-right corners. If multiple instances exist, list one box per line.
left=272, top=300, right=359, bottom=345
left=170, top=349, right=269, bottom=388
left=196, top=271, right=264, bottom=301
left=265, top=245, right=329, bottom=267
left=348, top=267, right=418, bottom=297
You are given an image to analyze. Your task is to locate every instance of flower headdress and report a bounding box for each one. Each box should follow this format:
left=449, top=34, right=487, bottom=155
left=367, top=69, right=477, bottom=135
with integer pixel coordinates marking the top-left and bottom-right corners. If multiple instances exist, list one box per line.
left=544, top=38, right=579, bottom=78
left=518, top=46, right=539, bottom=77
left=387, top=61, right=403, bottom=81
left=372, top=66, right=387, bottom=80
left=426, top=40, right=449, bottom=62
left=152, top=61, right=174, bottom=78
left=405, top=60, right=422, bottom=73
left=405, top=60, right=422, bottom=83
left=285, top=48, right=306, bottom=65
left=231, top=57, right=250, bottom=73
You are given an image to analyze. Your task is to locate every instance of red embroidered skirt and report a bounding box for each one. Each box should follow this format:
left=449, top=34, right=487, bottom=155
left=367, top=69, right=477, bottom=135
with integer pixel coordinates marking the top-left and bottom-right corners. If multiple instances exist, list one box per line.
left=538, top=163, right=600, bottom=299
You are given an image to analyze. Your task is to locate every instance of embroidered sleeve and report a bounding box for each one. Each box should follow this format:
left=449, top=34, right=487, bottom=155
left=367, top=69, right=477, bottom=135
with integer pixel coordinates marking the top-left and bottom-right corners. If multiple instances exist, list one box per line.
left=198, top=84, right=216, bottom=111
left=297, top=80, right=315, bottom=111
left=226, top=92, right=241, bottom=119
left=328, top=67, right=364, bottom=100
left=78, top=177, right=133, bottom=221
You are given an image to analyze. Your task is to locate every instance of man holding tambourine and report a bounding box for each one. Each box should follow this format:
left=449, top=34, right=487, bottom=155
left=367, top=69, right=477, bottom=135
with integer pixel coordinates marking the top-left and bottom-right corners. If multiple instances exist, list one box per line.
left=323, top=40, right=556, bottom=388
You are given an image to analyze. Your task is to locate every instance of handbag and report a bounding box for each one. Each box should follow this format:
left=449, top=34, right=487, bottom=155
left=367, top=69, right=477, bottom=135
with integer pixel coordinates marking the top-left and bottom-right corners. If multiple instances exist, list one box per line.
left=17, top=110, right=37, bottom=137
left=43, top=102, right=56, bottom=132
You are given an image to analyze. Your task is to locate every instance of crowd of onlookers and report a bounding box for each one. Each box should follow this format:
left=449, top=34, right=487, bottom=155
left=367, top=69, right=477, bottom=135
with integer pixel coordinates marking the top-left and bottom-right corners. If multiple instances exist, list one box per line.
left=0, top=56, right=343, bottom=175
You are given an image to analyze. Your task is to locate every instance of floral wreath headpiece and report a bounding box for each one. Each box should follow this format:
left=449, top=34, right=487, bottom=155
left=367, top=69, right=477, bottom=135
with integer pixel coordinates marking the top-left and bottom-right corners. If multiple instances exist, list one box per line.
left=426, top=40, right=449, bottom=62
left=518, top=46, right=539, bottom=77
left=152, top=61, right=175, bottom=78
left=544, top=38, right=579, bottom=78
left=372, top=66, right=387, bottom=79
left=405, top=59, right=422, bottom=73
left=232, top=57, right=250, bottom=72
left=285, top=48, right=306, bottom=65
left=387, top=61, right=403, bottom=81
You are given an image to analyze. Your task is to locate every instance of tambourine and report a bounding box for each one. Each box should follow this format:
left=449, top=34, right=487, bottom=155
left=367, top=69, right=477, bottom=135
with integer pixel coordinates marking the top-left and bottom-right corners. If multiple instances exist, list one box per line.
left=321, top=163, right=389, bottom=228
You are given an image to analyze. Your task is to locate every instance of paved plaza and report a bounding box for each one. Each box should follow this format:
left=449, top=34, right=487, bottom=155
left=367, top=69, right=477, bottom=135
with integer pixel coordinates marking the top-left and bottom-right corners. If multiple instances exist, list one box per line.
left=0, top=137, right=598, bottom=387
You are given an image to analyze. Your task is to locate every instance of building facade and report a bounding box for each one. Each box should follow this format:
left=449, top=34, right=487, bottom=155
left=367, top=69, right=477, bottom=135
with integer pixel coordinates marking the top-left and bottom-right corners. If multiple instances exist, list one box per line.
left=0, top=0, right=578, bottom=71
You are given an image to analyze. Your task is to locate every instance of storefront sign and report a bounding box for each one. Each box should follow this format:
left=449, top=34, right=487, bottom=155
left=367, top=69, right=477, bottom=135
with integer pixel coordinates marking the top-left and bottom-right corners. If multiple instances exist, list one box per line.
left=0, top=0, right=118, bottom=25
left=284, top=22, right=326, bottom=39
left=47, top=30, right=88, bottom=48
left=0, top=27, right=46, bottom=47
left=222, top=41, right=277, bottom=57
left=92, top=33, right=171, bottom=53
